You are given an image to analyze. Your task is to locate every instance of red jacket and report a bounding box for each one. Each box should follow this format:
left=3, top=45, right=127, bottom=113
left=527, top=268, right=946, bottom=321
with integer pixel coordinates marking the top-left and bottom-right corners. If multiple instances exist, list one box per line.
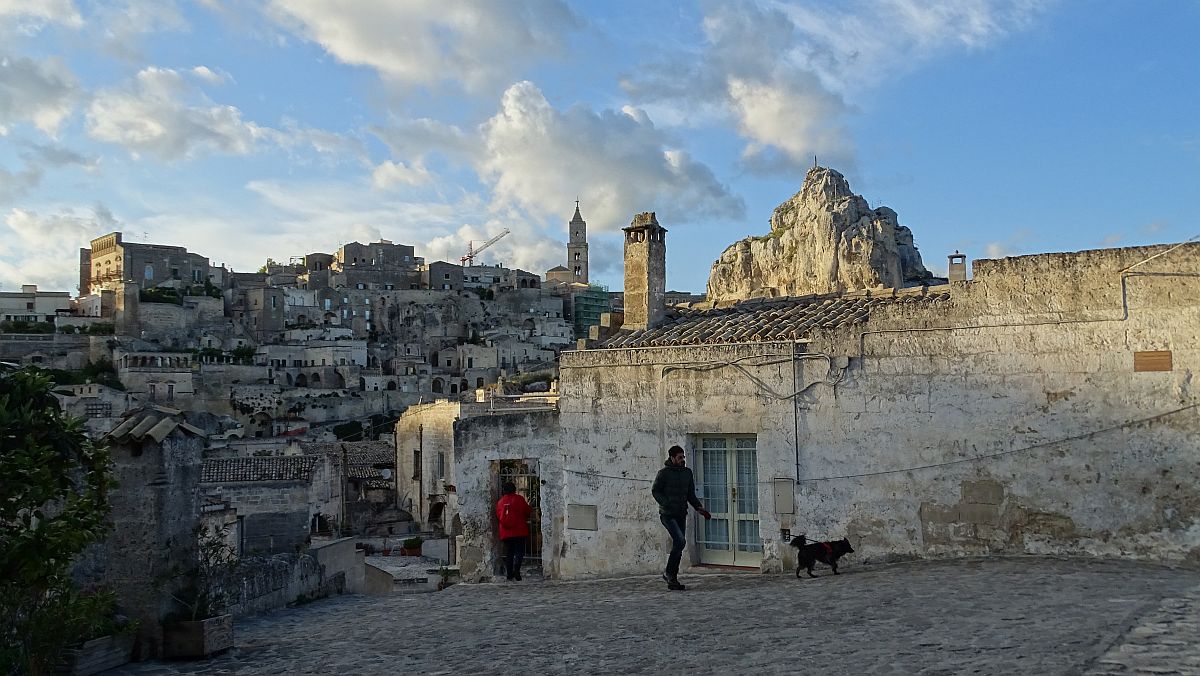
left=496, top=493, right=532, bottom=539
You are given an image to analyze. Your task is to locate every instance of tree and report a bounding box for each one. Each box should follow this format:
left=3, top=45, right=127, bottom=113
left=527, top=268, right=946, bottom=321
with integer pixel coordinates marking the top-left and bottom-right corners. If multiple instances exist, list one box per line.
left=0, top=367, right=115, bottom=674
left=256, top=258, right=279, bottom=274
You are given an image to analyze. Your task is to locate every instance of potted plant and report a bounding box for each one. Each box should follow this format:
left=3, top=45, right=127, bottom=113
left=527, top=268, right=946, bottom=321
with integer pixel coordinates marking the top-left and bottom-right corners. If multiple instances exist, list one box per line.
left=162, top=524, right=237, bottom=659
left=400, top=536, right=423, bottom=556
left=49, top=589, right=138, bottom=676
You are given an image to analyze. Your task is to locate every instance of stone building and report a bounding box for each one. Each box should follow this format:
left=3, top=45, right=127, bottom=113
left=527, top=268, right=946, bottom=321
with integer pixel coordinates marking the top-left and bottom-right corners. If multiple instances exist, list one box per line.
left=94, top=407, right=206, bottom=657
left=83, top=231, right=210, bottom=294
left=0, top=284, right=71, bottom=323
left=447, top=175, right=1200, bottom=581
left=200, top=455, right=330, bottom=554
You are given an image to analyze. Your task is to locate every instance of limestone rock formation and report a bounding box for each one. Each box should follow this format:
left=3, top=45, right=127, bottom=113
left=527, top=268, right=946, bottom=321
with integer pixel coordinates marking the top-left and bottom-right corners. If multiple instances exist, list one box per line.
left=706, top=166, right=932, bottom=302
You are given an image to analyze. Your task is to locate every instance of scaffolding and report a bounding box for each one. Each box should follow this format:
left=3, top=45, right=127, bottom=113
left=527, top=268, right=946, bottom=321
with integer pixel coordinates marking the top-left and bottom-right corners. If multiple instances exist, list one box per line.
left=571, top=284, right=609, bottom=340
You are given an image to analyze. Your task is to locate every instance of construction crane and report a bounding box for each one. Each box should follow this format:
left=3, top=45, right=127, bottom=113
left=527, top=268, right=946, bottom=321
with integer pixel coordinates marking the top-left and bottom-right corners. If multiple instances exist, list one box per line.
left=460, top=229, right=510, bottom=266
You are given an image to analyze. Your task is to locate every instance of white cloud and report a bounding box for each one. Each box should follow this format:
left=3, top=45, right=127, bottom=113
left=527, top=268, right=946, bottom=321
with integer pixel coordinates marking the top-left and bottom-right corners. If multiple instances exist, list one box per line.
left=0, top=205, right=115, bottom=291
left=371, top=160, right=431, bottom=189
left=191, top=66, right=230, bottom=85
left=478, top=81, right=744, bottom=235
left=86, top=66, right=272, bottom=160
left=90, top=1, right=187, bottom=60
left=0, top=0, right=82, bottom=32
left=267, top=0, right=578, bottom=93
left=623, top=0, right=1048, bottom=172
left=0, top=54, right=80, bottom=135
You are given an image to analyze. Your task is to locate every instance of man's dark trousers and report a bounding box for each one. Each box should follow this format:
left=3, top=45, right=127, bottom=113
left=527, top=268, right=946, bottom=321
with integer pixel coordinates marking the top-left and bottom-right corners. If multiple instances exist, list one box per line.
left=660, top=513, right=687, bottom=579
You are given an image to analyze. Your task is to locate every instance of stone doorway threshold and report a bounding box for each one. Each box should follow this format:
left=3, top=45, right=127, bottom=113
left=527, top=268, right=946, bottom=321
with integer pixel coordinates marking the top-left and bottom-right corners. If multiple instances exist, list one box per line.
left=694, top=563, right=759, bottom=573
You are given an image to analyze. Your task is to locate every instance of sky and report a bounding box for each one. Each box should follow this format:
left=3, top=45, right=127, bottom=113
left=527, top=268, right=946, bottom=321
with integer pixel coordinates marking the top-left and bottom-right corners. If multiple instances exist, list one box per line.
left=1, top=0, right=1198, bottom=295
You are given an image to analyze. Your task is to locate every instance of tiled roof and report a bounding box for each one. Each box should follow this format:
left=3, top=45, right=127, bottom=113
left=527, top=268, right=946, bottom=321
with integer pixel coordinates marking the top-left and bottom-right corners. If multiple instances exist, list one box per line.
left=346, top=464, right=385, bottom=480
left=106, top=406, right=206, bottom=444
left=201, top=456, right=320, bottom=483
left=300, top=440, right=394, bottom=466
left=597, top=289, right=952, bottom=348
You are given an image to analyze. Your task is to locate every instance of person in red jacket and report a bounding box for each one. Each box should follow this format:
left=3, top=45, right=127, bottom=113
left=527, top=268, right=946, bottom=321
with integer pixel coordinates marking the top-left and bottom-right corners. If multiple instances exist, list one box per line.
left=496, top=482, right=533, bottom=581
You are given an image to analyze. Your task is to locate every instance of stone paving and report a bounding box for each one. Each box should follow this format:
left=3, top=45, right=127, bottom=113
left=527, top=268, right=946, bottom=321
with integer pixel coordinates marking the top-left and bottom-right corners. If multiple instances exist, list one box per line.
left=113, top=557, right=1200, bottom=676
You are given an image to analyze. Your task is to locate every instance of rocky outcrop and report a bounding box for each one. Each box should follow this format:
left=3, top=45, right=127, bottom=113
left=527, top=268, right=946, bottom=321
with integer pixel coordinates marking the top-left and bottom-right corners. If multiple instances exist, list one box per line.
left=706, top=166, right=933, bottom=302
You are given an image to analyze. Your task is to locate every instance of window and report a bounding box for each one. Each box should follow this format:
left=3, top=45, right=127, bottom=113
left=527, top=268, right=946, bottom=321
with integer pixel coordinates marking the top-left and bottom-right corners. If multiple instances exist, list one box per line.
left=412, top=450, right=422, bottom=480
left=466, top=357, right=473, bottom=368
left=171, top=268, right=180, bottom=279
left=437, top=452, right=445, bottom=480
left=144, top=264, right=154, bottom=280
left=84, top=402, right=111, bottom=418
left=443, top=273, right=450, bottom=280
left=167, top=383, right=174, bottom=401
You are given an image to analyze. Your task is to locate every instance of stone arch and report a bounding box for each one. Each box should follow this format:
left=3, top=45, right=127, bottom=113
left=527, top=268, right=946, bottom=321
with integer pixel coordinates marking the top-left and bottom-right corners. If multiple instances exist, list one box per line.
left=432, top=378, right=444, bottom=394
left=360, top=377, right=367, bottom=390
left=296, top=373, right=308, bottom=387
left=311, top=372, right=321, bottom=385
left=386, top=380, right=397, bottom=391
left=286, top=372, right=294, bottom=386
left=449, top=382, right=458, bottom=394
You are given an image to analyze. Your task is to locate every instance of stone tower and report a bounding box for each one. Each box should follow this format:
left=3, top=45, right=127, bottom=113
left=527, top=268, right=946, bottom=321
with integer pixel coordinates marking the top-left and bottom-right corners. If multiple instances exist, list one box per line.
left=622, top=212, right=667, bottom=331
left=568, top=202, right=589, bottom=283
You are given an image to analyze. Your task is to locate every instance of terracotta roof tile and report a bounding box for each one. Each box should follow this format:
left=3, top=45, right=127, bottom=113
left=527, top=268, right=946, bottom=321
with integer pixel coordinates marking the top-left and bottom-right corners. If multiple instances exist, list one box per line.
left=299, top=440, right=394, bottom=466
left=596, top=289, right=951, bottom=348
left=201, top=456, right=320, bottom=483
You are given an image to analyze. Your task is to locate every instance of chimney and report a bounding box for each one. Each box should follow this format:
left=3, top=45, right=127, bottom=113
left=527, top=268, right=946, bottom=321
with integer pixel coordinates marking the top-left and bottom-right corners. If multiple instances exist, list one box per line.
left=948, top=251, right=968, bottom=283
left=622, top=212, right=667, bottom=331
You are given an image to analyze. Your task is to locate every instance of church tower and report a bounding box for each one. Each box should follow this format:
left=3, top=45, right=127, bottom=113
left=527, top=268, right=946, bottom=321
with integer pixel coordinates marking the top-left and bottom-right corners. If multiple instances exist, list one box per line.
left=567, top=202, right=589, bottom=283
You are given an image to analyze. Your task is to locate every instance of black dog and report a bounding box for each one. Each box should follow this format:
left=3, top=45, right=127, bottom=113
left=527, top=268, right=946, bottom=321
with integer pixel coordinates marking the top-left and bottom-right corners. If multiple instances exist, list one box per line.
left=789, top=535, right=854, bottom=578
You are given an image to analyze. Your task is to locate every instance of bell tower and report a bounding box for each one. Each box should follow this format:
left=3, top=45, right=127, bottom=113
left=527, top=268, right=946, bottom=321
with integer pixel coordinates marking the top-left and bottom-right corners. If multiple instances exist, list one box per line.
left=567, top=202, right=589, bottom=283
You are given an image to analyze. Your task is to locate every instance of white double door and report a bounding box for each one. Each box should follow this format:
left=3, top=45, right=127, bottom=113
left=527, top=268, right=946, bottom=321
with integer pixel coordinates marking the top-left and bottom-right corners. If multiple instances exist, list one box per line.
left=694, top=435, right=761, bottom=567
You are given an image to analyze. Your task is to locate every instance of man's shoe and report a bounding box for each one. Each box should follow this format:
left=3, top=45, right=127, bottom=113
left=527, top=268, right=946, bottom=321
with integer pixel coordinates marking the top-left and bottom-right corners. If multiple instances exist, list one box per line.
left=667, top=580, right=687, bottom=591
left=514, top=572, right=522, bottom=581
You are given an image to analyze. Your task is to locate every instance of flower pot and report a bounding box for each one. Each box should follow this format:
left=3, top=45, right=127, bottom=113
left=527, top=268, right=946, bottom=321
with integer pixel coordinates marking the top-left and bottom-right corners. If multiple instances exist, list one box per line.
left=54, top=634, right=134, bottom=675
left=163, top=614, right=234, bottom=659
left=401, top=547, right=420, bottom=556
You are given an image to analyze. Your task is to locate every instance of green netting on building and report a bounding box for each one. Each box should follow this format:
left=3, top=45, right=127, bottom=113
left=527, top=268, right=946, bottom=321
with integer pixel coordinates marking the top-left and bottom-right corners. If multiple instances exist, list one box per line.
left=572, top=285, right=609, bottom=339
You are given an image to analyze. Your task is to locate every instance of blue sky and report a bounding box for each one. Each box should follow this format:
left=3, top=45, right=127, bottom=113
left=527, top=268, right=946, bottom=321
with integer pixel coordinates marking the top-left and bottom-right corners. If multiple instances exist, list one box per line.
left=1, top=0, right=1197, bottom=295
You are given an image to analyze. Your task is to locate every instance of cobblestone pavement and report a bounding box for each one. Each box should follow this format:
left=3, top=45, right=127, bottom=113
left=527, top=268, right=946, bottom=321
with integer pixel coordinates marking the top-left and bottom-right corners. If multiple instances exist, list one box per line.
left=114, top=557, right=1200, bottom=676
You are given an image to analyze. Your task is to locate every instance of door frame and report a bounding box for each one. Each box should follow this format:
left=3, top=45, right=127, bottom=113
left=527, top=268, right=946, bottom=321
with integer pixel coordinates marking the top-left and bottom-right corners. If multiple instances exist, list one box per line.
left=692, top=434, right=762, bottom=568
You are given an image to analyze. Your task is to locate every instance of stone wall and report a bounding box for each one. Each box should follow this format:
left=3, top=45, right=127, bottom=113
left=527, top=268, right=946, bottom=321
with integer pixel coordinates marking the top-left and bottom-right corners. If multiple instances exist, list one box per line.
left=556, top=243, right=1200, bottom=575
left=218, top=552, right=338, bottom=616
left=207, top=482, right=311, bottom=554
left=394, top=402, right=460, bottom=528
left=454, top=411, right=562, bottom=582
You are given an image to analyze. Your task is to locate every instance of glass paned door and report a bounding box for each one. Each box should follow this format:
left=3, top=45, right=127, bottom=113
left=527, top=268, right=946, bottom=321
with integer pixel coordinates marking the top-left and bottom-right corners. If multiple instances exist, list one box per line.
left=695, top=435, right=761, bottom=566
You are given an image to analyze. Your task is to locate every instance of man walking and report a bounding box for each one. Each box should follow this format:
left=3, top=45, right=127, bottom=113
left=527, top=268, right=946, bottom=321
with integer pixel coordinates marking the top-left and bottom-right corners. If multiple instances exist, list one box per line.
left=651, top=444, right=711, bottom=590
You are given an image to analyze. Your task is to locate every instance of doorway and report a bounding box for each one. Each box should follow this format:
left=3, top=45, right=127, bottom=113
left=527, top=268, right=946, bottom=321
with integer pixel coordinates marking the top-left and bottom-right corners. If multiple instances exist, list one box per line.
left=694, top=435, right=762, bottom=567
left=495, top=460, right=542, bottom=573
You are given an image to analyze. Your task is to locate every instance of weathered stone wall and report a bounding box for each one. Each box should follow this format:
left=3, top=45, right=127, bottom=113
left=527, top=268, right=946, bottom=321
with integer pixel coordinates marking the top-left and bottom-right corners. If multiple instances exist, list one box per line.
left=98, top=432, right=202, bottom=656
left=454, top=411, right=562, bottom=582
left=218, top=553, right=336, bottom=616
left=557, top=243, right=1200, bottom=575
left=395, top=402, right=460, bottom=528
left=207, top=481, right=311, bottom=554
